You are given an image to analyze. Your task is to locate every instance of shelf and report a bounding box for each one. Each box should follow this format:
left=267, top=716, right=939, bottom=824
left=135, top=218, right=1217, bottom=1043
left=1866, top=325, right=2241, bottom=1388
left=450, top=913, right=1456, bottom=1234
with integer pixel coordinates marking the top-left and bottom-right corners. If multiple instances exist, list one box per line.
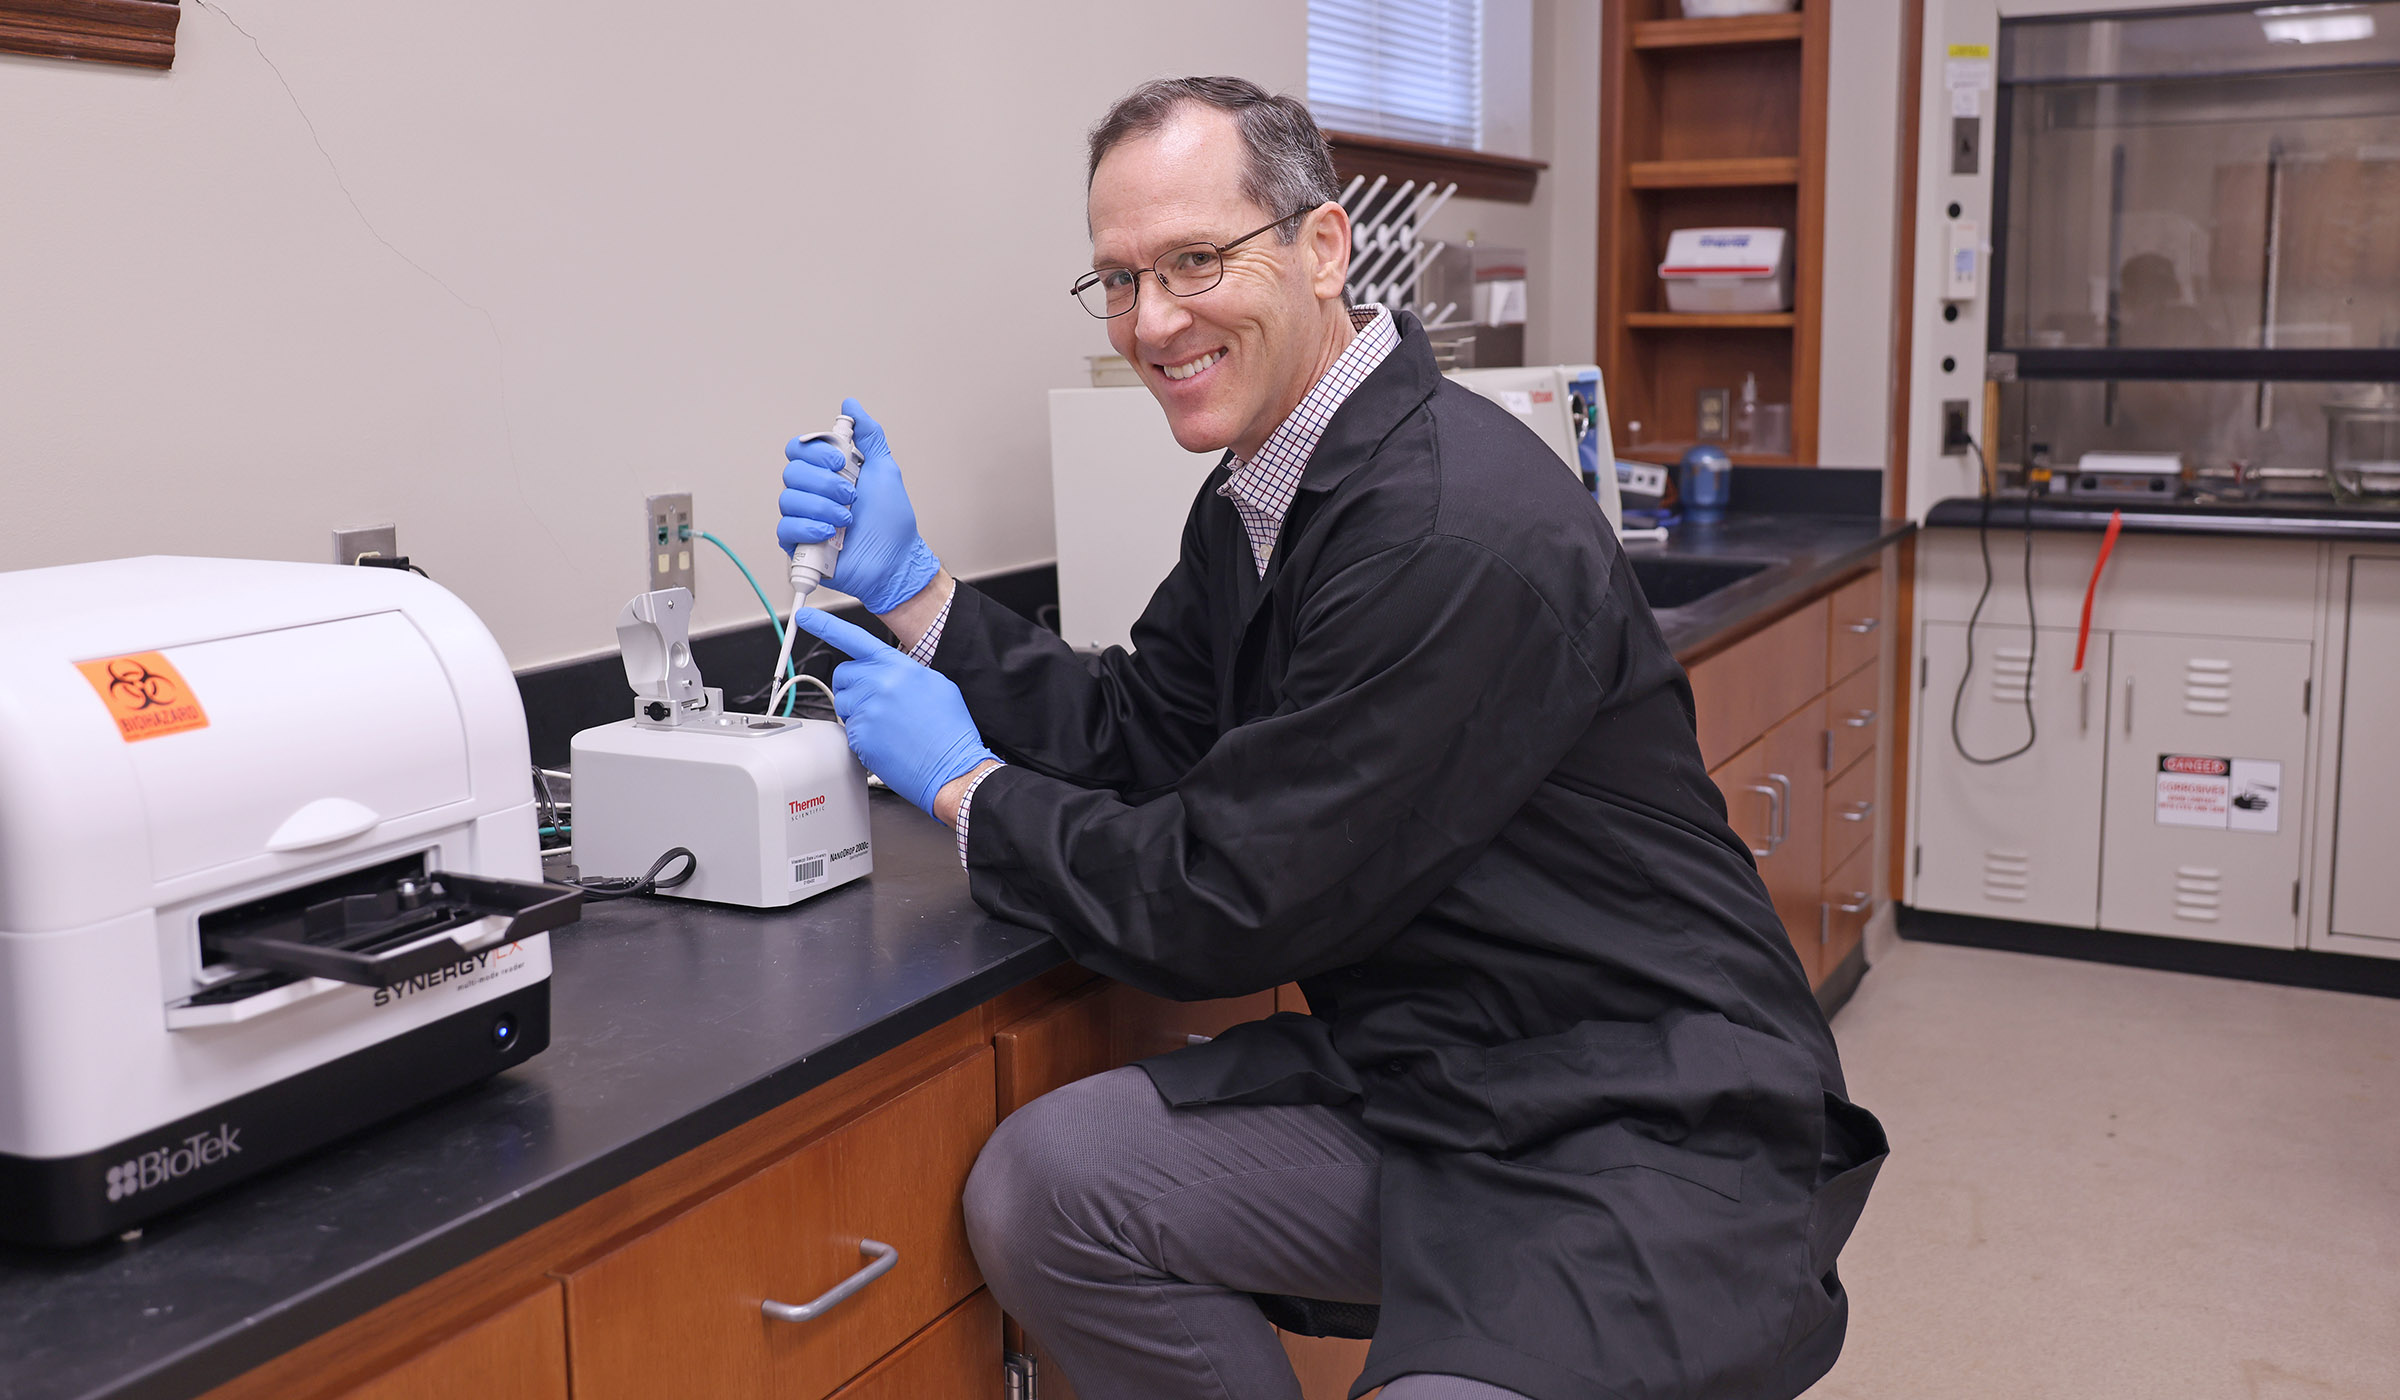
left=1631, top=13, right=1804, bottom=49
left=1626, top=156, right=1800, bottom=189
left=1625, top=312, right=1797, bottom=329
left=1617, top=443, right=1798, bottom=467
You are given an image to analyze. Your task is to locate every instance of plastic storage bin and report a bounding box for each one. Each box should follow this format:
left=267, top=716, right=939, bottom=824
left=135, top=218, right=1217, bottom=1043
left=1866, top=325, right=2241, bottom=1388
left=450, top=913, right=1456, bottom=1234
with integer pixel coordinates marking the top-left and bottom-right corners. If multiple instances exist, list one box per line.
left=1658, top=228, right=1792, bottom=315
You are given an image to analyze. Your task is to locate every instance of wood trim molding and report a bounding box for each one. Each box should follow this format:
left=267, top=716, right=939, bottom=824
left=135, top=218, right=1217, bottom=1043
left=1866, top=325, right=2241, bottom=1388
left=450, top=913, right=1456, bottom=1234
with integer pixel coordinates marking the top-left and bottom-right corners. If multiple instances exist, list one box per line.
left=1326, top=130, right=1547, bottom=205
left=0, top=0, right=178, bottom=68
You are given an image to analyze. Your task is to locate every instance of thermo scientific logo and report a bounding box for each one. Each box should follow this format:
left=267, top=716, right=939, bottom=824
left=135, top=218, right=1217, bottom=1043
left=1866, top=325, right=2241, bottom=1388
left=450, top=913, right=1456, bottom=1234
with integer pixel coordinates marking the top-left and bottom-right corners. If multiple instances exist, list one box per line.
left=104, top=1124, right=242, bottom=1202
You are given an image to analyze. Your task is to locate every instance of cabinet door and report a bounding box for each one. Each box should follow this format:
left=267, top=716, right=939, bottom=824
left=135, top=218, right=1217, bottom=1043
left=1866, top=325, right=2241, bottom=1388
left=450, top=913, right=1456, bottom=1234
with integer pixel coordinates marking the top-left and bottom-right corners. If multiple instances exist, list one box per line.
left=1715, top=701, right=1827, bottom=983
left=2332, top=557, right=2400, bottom=942
left=1912, top=623, right=2106, bottom=927
left=2100, top=633, right=2311, bottom=948
left=1821, top=840, right=1874, bottom=978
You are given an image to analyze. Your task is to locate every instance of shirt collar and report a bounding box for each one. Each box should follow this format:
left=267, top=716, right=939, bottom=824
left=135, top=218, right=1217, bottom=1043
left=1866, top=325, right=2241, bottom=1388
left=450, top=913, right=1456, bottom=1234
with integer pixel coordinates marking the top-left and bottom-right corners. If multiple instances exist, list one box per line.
left=1216, top=303, right=1399, bottom=519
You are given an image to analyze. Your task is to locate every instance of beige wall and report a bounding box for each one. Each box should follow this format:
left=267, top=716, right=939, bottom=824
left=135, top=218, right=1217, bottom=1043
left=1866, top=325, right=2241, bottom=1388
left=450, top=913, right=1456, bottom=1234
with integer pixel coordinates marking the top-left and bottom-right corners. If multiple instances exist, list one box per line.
left=0, top=1, right=1304, bottom=668
left=1817, top=0, right=1907, bottom=469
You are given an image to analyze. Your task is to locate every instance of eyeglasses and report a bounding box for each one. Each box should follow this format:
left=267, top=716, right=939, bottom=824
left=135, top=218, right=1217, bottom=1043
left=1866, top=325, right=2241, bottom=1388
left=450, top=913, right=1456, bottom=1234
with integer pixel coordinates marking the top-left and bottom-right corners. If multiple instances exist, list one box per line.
left=1071, top=207, right=1318, bottom=319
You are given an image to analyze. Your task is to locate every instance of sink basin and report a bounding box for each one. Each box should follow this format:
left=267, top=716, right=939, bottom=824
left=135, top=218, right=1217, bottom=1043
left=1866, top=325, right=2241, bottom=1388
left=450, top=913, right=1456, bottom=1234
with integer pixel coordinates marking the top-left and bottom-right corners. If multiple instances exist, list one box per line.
left=1628, top=557, right=1776, bottom=610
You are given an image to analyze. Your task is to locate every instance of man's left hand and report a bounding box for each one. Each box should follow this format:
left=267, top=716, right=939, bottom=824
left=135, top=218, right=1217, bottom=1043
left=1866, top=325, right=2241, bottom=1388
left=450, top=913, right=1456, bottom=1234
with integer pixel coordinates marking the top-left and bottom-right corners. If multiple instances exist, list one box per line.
left=789, top=609, right=997, bottom=819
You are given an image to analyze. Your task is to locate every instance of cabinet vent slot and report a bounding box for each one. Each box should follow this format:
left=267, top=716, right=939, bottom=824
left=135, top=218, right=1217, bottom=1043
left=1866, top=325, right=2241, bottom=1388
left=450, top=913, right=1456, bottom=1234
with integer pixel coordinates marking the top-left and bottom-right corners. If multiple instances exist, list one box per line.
left=2183, top=658, right=2233, bottom=715
left=2173, top=865, right=2223, bottom=922
left=1991, top=648, right=2034, bottom=704
left=1983, top=849, right=2030, bottom=902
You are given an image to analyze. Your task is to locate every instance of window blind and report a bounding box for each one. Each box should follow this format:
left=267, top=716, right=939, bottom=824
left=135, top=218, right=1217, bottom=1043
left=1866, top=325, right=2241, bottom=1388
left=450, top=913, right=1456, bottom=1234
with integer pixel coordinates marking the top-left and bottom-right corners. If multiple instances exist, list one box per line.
left=1308, top=0, right=1483, bottom=150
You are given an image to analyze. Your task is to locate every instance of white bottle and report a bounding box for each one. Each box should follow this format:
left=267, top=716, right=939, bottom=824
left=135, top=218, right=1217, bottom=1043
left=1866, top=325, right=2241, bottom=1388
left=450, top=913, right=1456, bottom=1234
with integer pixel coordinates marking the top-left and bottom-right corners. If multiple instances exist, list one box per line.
left=1733, top=373, right=1760, bottom=454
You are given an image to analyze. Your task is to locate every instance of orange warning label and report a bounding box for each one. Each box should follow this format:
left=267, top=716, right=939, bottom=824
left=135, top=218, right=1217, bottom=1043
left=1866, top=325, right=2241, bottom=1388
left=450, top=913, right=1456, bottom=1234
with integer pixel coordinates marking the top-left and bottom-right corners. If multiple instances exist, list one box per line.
left=76, top=652, right=210, bottom=742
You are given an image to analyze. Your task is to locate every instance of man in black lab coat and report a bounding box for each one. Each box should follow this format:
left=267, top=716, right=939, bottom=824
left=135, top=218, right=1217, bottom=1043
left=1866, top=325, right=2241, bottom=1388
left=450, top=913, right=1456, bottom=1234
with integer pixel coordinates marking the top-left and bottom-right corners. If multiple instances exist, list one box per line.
left=778, top=77, right=1884, bottom=1400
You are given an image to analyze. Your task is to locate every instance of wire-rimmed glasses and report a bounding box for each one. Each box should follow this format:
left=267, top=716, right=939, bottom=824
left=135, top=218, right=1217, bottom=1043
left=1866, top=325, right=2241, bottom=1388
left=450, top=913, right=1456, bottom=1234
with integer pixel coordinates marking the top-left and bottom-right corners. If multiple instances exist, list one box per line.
left=1071, top=207, right=1318, bottom=319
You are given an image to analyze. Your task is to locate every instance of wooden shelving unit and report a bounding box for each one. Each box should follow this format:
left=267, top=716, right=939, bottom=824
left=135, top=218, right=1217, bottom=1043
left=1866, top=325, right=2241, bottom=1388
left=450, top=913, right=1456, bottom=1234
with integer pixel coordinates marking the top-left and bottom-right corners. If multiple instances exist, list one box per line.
left=1596, top=1, right=1830, bottom=464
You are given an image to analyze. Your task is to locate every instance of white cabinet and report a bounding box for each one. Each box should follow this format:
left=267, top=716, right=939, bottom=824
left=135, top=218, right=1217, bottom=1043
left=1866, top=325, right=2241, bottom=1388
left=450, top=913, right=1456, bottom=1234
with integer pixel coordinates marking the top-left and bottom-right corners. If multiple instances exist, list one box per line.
left=1913, top=623, right=2108, bottom=928
left=2330, top=557, right=2400, bottom=944
left=2098, top=633, right=2312, bottom=948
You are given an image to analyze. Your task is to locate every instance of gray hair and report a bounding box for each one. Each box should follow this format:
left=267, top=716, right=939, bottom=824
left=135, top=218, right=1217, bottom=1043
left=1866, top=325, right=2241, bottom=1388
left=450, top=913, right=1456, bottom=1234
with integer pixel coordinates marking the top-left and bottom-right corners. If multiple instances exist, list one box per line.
left=1086, top=76, right=1341, bottom=243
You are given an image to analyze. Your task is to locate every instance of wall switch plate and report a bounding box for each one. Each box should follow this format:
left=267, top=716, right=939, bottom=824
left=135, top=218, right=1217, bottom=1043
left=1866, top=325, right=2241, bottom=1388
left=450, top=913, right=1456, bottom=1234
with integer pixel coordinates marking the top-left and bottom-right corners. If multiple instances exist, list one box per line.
left=332, top=524, right=398, bottom=566
left=1696, top=388, right=1731, bottom=441
left=646, top=493, right=694, bottom=596
left=1951, top=116, right=1980, bottom=175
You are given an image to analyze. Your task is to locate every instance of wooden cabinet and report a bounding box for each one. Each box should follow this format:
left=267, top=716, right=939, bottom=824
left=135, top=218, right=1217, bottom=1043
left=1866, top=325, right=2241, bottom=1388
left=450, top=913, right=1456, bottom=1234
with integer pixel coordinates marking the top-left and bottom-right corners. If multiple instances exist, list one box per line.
left=330, top=1287, right=567, bottom=1400
left=1689, top=597, right=1828, bottom=769
left=1690, top=558, right=1892, bottom=993
left=1717, top=700, right=1830, bottom=982
left=562, top=1051, right=993, bottom=1400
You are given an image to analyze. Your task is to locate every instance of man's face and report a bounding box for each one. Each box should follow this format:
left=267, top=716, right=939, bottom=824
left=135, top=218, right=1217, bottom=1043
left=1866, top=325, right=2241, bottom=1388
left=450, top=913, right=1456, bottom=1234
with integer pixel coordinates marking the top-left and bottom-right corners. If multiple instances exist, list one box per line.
left=1088, top=108, right=1347, bottom=457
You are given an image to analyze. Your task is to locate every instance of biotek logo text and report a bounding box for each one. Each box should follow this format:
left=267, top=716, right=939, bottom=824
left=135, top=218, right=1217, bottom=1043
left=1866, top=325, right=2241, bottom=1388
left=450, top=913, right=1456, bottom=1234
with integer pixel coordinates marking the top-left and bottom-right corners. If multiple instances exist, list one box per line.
left=105, top=1124, right=241, bottom=1202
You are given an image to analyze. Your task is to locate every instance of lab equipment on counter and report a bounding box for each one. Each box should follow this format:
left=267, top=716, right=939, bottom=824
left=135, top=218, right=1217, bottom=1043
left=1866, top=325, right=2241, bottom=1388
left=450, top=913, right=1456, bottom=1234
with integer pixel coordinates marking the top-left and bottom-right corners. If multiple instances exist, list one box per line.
left=571, top=588, right=871, bottom=910
left=1679, top=445, right=1733, bottom=523
left=0, top=557, right=575, bottom=1247
left=1447, top=364, right=1622, bottom=530
left=2326, top=385, right=2400, bottom=507
left=1659, top=228, right=1792, bottom=315
left=2066, top=452, right=2182, bottom=503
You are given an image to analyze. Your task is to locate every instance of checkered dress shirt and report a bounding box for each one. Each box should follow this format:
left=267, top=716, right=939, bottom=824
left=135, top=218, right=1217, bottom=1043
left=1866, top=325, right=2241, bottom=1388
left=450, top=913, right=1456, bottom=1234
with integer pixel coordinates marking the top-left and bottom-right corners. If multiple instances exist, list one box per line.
left=921, top=303, right=1399, bottom=865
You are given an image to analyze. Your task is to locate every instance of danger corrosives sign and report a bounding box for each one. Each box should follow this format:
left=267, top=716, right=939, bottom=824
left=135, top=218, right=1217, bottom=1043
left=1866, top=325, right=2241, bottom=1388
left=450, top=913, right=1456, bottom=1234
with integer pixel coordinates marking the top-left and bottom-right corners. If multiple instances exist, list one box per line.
left=2155, top=754, right=2280, bottom=833
left=76, top=651, right=209, bottom=742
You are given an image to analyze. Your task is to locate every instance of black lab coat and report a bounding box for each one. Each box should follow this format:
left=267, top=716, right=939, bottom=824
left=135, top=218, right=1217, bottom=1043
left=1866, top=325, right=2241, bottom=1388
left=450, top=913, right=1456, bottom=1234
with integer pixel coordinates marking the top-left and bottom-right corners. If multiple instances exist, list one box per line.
left=933, top=315, right=1886, bottom=1400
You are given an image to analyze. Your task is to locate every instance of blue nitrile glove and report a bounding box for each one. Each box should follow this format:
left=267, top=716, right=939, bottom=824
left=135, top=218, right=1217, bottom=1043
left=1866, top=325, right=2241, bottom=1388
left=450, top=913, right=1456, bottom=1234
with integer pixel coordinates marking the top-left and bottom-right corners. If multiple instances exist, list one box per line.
left=788, top=608, right=996, bottom=817
left=778, top=398, right=943, bottom=615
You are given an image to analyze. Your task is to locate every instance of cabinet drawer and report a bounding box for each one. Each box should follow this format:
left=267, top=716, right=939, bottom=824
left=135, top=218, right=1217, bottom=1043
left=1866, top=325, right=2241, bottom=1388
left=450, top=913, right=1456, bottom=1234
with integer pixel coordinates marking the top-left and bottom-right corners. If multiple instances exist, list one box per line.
left=1827, top=566, right=1884, bottom=681
left=1689, top=599, right=1830, bottom=771
left=564, top=1051, right=995, bottom=1400
left=1824, top=753, right=1876, bottom=878
left=827, top=1292, right=1001, bottom=1400
left=333, top=1287, right=567, bottom=1400
left=1823, top=661, right=1878, bottom=776
left=1820, top=842, right=1874, bottom=981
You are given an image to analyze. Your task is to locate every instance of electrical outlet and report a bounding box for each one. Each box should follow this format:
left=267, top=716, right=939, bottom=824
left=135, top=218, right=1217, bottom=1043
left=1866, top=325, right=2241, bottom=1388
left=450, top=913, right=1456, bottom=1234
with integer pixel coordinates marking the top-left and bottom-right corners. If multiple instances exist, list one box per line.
left=1941, top=400, right=1972, bottom=457
left=646, top=493, right=695, bottom=596
left=332, top=524, right=398, bottom=566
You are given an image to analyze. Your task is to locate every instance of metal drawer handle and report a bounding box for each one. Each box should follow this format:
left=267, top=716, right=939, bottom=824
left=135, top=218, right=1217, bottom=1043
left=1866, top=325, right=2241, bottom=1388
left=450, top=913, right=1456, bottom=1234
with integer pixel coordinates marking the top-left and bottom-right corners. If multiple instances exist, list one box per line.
left=762, top=1239, right=899, bottom=1323
left=1837, top=891, right=1873, bottom=913
left=1743, top=783, right=1782, bottom=859
left=1838, top=800, right=1875, bottom=823
left=1844, top=617, right=1880, bottom=635
left=1841, top=708, right=1876, bottom=728
left=1766, top=774, right=1792, bottom=846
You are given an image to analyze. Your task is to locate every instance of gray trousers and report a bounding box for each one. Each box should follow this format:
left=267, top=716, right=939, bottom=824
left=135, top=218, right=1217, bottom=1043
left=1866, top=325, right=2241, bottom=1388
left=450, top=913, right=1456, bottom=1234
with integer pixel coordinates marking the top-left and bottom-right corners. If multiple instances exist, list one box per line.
left=963, top=1066, right=1530, bottom=1400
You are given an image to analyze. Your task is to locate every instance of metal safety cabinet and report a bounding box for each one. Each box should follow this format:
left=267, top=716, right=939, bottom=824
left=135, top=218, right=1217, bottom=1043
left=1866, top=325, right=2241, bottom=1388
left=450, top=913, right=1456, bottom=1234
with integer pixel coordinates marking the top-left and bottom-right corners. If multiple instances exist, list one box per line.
left=1911, top=530, right=2323, bottom=950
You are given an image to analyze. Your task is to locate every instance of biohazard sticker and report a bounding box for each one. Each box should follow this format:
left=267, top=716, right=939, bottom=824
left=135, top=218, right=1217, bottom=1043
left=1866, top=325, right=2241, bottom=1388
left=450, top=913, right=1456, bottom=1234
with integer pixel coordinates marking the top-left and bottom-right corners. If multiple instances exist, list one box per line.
left=76, top=652, right=210, bottom=742
left=2156, top=755, right=2280, bottom=833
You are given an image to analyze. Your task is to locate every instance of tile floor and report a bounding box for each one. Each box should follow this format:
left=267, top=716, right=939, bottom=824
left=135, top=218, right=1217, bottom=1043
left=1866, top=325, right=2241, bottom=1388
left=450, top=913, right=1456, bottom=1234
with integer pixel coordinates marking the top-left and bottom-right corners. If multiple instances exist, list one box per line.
left=1814, top=938, right=2400, bottom=1399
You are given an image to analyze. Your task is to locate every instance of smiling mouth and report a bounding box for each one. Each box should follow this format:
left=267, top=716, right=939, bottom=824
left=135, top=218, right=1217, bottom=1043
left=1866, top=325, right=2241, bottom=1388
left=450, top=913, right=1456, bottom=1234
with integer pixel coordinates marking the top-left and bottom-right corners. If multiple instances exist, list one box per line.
left=1159, top=349, right=1225, bottom=382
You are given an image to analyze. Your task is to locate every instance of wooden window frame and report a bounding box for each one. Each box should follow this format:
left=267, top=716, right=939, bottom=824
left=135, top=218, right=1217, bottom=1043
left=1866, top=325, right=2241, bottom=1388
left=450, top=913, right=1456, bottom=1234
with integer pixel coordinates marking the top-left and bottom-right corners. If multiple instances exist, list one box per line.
left=0, top=0, right=179, bottom=70
left=1326, top=129, right=1547, bottom=205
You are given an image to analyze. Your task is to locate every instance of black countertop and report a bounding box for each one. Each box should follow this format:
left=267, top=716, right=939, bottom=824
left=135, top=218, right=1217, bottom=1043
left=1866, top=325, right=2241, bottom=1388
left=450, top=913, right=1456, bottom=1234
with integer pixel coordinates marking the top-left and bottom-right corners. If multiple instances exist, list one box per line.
left=0, top=502, right=1909, bottom=1400
left=1924, top=494, right=2400, bottom=540
left=0, top=796, right=1063, bottom=1400
left=1631, top=512, right=1915, bottom=658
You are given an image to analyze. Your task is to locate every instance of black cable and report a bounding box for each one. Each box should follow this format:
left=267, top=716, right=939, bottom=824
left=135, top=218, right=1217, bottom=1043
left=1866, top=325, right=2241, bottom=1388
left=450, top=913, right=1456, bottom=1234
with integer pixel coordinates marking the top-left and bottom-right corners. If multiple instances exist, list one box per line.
left=1950, top=432, right=2038, bottom=765
left=566, top=847, right=695, bottom=901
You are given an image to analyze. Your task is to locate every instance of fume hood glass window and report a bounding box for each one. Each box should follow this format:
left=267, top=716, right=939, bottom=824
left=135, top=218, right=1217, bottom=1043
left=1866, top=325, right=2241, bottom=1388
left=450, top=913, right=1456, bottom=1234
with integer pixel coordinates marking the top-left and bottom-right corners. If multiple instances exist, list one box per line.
left=1997, top=378, right=2394, bottom=494
left=1996, top=3, right=2400, bottom=356
left=1309, top=0, right=1484, bottom=149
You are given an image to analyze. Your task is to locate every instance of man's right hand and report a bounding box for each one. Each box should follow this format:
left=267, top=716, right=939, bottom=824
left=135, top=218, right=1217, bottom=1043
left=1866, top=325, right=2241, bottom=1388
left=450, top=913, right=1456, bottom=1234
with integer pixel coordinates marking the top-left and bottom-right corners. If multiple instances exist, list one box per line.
left=778, top=397, right=943, bottom=616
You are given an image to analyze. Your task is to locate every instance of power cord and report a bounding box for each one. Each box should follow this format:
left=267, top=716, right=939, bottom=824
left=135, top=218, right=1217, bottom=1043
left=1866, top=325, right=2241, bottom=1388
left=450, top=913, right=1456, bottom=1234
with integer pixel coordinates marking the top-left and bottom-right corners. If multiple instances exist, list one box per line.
left=1949, top=432, right=2039, bottom=766
left=565, top=847, right=696, bottom=901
